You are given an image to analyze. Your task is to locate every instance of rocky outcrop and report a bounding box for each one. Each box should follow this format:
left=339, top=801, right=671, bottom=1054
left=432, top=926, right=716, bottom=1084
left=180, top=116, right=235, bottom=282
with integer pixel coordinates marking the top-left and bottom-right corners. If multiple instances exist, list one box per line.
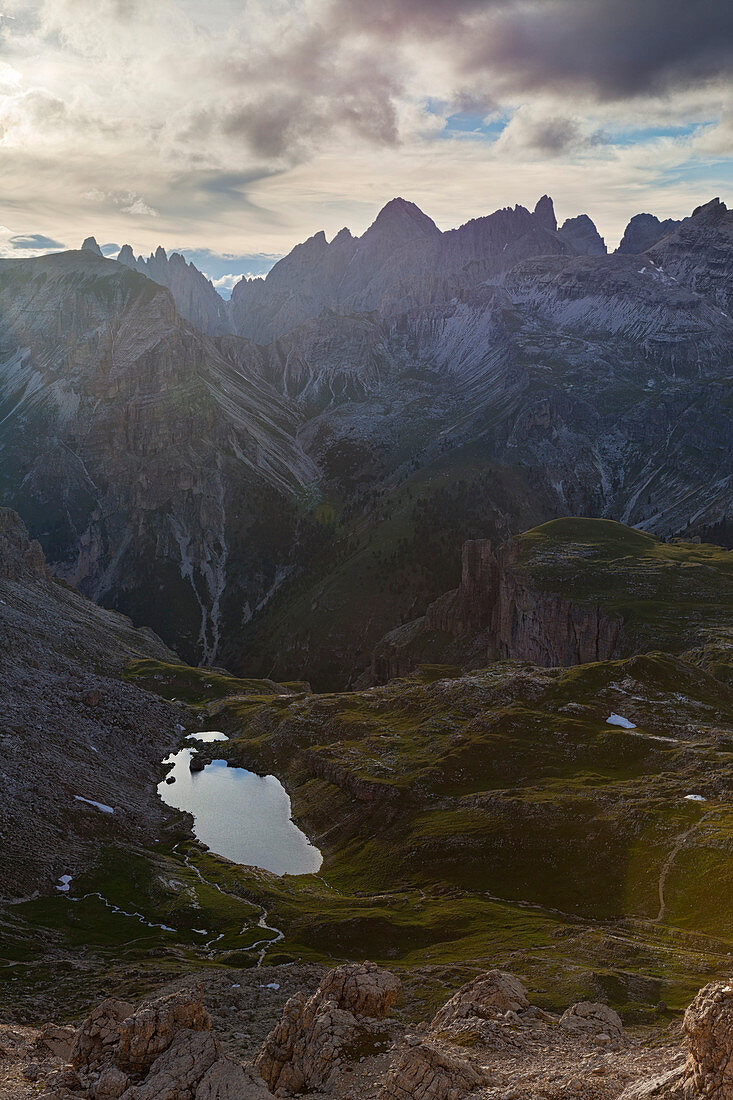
left=70, top=999, right=135, bottom=1070
left=682, top=980, right=733, bottom=1099
left=558, top=213, right=607, bottom=255
left=430, top=970, right=529, bottom=1031
left=378, top=1039, right=487, bottom=1100
left=255, top=961, right=401, bottom=1094
left=372, top=534, right=623, bottom=681
left=54, top=989, right=269, bottom=1100
left=115, top=988, right=211, bottom=1076
left=617, top=213, right=681, bottom=254
left=6, top=973, right=733, bottom=1100
left=0, top=507, right=49, bottom=581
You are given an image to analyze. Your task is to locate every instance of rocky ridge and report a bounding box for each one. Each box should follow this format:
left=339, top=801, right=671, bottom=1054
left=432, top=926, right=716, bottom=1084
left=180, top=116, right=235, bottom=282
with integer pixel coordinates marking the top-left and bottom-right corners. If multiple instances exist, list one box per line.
left=0, top=248, right=315, bottom=663
left=2, top=965, right=731, bottom=1100
left=2, top=194, right=731, bottom=680
left=370, top=518, right=732, bottom=683
left=0, top=508, right=187, bottom=896
left=115, top=242, right=231, bottom=337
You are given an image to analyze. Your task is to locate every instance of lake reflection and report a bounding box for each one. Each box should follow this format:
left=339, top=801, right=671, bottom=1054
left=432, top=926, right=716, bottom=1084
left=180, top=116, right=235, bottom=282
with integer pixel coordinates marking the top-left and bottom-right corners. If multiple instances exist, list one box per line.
left=158, top=749, right=322, bottom=876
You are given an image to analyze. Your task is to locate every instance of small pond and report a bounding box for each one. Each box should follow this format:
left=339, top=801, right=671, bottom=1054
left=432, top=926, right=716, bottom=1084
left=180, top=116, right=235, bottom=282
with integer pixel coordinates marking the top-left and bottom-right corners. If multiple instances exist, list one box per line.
left=159, top=734, right=322, bottom=876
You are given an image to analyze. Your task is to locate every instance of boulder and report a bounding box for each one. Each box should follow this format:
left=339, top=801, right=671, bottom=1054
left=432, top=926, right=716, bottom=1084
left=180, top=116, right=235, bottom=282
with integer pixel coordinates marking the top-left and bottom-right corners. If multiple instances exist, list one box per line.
left=92, top=1065, right=131, bottom=1098
left=70, top=998, right=135, bottom=1069
left=118, top=1029, right=219, bottom=1098
left=314, top=959, right=401, bottom=1019
left=378, top=1039, right=488, bottom=1099
left=683, top=980, right=733, bottom=1099
left=38, top=1023, right=77, bottom=1060
left=431, top=970, right=529, bottom=1031
left=115, top=987, right=211, bottom=1075
left=255, top=961, right=401, bottom=1095
left=559, top=1002, right=624, bottom=1042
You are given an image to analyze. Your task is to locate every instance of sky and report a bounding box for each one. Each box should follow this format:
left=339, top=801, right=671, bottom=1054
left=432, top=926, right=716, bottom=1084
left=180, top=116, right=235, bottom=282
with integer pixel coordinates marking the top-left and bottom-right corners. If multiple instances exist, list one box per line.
left=0, top=0, right=732, bottom=290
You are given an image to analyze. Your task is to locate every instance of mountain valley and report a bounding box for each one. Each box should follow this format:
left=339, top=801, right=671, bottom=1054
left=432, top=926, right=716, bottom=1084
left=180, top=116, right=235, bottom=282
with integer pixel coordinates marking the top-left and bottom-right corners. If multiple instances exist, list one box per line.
left=1, top=191, right=731, bottom=1100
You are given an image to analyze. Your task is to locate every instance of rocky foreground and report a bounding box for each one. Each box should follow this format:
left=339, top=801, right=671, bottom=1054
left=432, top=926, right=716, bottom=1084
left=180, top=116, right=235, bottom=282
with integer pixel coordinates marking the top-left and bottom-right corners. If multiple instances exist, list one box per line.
left=1, top=962, right=729, bottom=1100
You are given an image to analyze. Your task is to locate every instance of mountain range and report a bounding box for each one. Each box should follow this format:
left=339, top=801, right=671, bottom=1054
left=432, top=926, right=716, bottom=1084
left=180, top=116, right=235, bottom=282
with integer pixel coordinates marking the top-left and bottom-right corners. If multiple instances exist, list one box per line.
left=2, top=194, right=731, bottom=681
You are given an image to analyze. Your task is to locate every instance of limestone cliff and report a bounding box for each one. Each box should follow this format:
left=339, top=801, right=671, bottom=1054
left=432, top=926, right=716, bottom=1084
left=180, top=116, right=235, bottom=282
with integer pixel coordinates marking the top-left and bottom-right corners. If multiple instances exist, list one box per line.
left=425, top=537, right=623, bottom=666
left=372, top=534, right=623, bottom=682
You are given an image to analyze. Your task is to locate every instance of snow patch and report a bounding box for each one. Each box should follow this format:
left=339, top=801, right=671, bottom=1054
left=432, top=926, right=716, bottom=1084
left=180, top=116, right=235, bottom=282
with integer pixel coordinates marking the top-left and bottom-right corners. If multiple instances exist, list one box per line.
left=684, top=794, right=707, bottom=802
left=74, top=796, right=114, bottom=813
left=606, top=713, right=636, bottom=729
left=56, top=875, right=72, bottom=893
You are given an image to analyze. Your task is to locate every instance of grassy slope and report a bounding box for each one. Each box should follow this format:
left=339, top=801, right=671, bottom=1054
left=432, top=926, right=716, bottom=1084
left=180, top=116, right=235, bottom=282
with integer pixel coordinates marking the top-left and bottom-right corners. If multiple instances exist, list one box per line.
left=4, top=520, right=732, bottom=1024
left=9, top=647, right=723, bottom=1023
left=516, top=518, right=733, bottom=659
left=228, top=449, right=550, bottom=690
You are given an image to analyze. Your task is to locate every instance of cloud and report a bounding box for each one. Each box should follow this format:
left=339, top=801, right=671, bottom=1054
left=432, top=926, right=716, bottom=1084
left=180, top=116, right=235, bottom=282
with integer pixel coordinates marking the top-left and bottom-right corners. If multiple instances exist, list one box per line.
left=0, top=0, right=729, bottom=259
left=84, top=189, right=159, bottom=216
left=462, top=0, right=733, bottom=101
left=207, top=272, right=246, bottom=298
left=8, top=232, right=64, bottom=249
left=121, top=197, right=158, bottom=216
left=335, top=0, right=733, bottom=103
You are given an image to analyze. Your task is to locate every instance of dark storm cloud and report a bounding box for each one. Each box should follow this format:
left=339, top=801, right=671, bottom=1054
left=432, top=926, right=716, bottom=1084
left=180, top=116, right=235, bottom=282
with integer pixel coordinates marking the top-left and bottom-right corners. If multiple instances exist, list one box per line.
left=335, top=0, right=733, bottom=102
left=470, top=0, right=733, bottom=100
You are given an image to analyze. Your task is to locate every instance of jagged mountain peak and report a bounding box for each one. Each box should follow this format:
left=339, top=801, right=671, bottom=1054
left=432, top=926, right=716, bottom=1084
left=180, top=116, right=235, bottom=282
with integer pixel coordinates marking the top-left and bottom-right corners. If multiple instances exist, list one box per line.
left=367, top=196, right=441, bottom=239
left=80, top=236, right=103, bottom=256
left=558, top=213, right=607, bottom=255
left=616, top=213, right=682, bottom=254
left=690, top=196, right=727, bottom=221
left=533, top=195, right=557, bottom=233
left=332, top=226, right=354, bottom=245
left=113, top=239, right=231, bottom=335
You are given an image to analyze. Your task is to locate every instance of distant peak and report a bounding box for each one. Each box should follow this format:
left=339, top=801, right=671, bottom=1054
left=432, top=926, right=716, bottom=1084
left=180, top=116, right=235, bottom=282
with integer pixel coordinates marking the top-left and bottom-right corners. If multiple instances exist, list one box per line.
left=369, top=197, right=441, bottom=238
left=81, top=236, right=102, bottom=256
left=533, top=195, right=557, bottom=233
left=294, top=230, right=328, bottom=254
left=117, top=244, right=135, bottom=266
left=331, top=227, right=353, bottom=245
left=558, top=213, right=607, bottom=255
left=154, top=245, right=168, bottom=262
left=691, top=197, right=727, bottom=221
